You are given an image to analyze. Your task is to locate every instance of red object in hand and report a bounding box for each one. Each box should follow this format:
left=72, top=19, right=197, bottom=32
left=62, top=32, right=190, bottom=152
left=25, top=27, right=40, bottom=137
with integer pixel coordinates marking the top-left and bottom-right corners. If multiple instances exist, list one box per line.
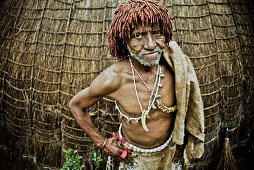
left=113, top=132, right=133, bottom=159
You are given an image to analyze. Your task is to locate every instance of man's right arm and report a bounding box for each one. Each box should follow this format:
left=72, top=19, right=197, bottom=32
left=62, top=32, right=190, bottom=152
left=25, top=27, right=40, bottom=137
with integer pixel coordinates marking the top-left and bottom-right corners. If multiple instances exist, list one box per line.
left=68, top=65, right=125, bottom=157
left=68, top=88, right=105, bottom=148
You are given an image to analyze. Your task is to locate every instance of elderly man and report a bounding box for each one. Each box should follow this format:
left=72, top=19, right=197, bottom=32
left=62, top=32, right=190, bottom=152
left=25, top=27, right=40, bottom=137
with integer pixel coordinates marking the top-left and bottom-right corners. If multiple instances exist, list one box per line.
left=69, top=0, right=205, bottom=169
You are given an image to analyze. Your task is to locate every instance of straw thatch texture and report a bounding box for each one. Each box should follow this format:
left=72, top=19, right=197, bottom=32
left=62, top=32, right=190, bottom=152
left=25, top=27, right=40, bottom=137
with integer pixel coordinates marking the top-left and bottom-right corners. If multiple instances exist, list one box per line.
left=0, top=0, right=253, bottom=169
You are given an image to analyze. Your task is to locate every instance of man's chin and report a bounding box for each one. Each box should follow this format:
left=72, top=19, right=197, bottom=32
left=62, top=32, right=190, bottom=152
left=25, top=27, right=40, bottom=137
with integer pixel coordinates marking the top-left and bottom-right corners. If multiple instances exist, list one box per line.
left=142, top=60, right=159, bottom=67
left=128, top=48, right=161, bottom=67
left=135, top=56, right=160, bottom=67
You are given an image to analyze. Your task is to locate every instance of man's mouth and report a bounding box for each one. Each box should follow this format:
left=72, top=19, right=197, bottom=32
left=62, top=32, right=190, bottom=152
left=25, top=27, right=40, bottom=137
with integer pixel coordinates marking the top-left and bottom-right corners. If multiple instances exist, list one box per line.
left=147, top=51, right=157, bottom=54
left=142, top=51, right=159, bottom=56
left=131, top=50, right=162, bottom=66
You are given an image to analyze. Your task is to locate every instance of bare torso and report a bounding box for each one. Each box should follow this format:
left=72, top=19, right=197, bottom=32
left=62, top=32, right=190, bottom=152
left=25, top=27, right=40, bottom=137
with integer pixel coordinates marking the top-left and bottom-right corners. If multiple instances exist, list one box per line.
left=69, top=20, right=184, bottom=163
left=108, top=59, right=176, bottom=149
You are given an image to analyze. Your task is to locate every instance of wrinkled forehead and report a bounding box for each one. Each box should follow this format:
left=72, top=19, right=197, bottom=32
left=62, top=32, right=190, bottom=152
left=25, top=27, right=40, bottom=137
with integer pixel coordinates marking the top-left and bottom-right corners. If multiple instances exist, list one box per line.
left=132, top=23, right=161, bottom=33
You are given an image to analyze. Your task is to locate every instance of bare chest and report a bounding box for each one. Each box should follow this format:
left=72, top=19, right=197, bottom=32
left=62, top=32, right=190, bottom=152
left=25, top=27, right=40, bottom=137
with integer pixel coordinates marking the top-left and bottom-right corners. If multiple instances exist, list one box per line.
left=110, top=65, right=175, bottom=118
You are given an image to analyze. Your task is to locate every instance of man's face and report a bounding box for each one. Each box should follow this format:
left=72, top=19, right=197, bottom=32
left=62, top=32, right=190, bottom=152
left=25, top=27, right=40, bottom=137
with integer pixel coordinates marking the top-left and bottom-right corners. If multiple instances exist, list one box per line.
left=127, top=23, right=166, bottom=66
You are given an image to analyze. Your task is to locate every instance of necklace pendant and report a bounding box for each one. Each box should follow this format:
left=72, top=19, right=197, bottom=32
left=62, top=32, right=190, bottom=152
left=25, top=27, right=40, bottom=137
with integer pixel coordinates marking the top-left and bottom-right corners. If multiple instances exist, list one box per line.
left=151, top=104, right=157, bottom=110
left=127, top=117, right=130, bottom=123
left=157, top=83, right=162, bottom=88
left=143, top=109, right=150, bottom=118
left=135, top=119, right=139, bottom=124
left=159, top=72, right=165, bottom=78
left=141, top=110, right=149, bottom=131
left=155, top=93, right=161, bottom=98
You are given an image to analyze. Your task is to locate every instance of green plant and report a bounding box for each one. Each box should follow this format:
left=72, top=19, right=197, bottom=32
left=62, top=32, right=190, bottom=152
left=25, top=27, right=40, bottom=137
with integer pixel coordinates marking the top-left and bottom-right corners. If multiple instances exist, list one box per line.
left=61, top=149, right=85, bottom=170
left=93, top=152, right=102, bottom=167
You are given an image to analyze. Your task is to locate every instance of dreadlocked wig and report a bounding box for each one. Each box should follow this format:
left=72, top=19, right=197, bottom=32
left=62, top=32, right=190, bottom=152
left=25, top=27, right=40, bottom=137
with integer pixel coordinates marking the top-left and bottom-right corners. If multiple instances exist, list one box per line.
left=107, top=0, right=173, bottom=59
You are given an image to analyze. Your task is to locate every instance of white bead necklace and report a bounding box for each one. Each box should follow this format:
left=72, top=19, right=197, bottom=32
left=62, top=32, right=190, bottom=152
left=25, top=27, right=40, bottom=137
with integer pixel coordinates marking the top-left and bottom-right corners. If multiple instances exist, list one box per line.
left=129, top=58, right=160, bottom=131
left=115, top=100, right=142, bottom=123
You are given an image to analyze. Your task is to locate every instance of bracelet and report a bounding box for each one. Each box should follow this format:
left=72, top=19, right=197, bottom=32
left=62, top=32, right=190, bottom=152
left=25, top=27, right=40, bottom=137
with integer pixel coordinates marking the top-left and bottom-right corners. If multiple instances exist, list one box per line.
left=100, top=138, right=107, bottom=149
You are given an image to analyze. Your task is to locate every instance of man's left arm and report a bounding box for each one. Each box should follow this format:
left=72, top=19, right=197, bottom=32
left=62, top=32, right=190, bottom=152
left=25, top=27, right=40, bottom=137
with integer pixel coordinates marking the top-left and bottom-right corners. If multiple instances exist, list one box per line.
left=172, top=130, right=189, bottom=163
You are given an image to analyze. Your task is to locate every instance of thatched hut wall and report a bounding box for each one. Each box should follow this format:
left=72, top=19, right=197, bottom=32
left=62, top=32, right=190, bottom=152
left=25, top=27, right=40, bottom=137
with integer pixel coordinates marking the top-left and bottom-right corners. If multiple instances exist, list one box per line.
left=0, top=0, right=253, bottom=169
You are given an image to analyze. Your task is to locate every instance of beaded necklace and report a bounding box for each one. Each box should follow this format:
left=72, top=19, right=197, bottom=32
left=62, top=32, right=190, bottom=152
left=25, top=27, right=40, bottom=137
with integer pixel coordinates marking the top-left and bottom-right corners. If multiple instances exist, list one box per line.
left=129, top=57, right=162, bottom=131
left=114, top=57, right=169, bottom=131
left=129, top=58, right=178, bottom=114
left=130, top=58, right=163, bottom=108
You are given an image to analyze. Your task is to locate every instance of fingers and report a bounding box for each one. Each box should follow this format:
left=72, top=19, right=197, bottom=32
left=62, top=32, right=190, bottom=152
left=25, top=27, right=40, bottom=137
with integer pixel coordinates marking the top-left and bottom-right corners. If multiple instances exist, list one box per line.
left=103, top=137, right=134, bottom=164
left=172, top=148, right=183, bottom=163
left=104, top=146, right=123, bottom=157
left=103, top=137, right=124, bottom=157
left=128, top=154, right=136, bottom=159
left=105, top=147, right=132, bottom=164
left=172, top=156, right=179, bottom=163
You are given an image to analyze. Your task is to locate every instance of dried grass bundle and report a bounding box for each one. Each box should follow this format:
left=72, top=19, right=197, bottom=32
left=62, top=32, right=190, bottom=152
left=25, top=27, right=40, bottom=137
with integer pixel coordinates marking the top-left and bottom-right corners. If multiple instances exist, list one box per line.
left=216, top=129, right=238, bottom=170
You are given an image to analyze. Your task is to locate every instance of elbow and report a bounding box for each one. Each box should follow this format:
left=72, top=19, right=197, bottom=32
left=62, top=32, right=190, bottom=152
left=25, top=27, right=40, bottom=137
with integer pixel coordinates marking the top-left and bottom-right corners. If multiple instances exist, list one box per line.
left=68, top=99, right=74, bottom=110
left=68, top=99, right=79, bottom=116
left=68, top=99, right=87, bottom=118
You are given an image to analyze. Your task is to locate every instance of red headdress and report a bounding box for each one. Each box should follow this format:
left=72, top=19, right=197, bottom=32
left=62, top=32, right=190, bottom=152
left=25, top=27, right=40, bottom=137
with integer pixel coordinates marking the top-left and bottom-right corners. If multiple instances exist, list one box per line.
left=107, top=0, right=173, bottom=59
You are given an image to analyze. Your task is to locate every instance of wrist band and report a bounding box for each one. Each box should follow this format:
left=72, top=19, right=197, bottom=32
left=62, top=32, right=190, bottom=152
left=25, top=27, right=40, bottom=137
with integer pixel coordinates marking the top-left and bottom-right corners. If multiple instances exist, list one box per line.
left=100, top=139, right=107, bottom=149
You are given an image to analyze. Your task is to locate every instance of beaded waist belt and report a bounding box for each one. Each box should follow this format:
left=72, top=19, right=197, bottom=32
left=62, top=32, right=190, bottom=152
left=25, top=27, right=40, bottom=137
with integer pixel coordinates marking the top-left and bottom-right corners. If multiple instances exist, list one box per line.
left=118, top=124, right=173, bottom=153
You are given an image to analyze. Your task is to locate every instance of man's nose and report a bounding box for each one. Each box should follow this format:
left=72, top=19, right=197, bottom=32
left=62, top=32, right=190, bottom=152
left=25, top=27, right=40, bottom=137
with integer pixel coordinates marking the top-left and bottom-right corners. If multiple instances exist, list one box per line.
left=144, top=34, right=156, bottom=50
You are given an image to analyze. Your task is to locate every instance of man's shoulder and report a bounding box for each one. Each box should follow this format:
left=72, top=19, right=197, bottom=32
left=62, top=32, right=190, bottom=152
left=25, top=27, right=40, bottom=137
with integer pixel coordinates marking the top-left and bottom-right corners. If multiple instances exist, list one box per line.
left=102, top=59, right=129, bottom=77
left=89, top=60, right=129, bottom=95
left=109, top=59, right=129, bottom=71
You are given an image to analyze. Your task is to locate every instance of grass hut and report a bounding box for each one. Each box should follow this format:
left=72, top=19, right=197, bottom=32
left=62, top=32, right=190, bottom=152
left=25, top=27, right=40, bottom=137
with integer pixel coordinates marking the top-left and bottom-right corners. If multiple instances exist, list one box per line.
left=0, top=0, right=253, bottom=169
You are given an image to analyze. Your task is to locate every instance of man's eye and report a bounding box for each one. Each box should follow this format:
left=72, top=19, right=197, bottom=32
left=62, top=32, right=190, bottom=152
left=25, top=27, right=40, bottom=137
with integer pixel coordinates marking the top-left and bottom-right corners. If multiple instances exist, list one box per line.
left=135, top=32, right=142, bottom=38
left=153, top=30, right=161, bottom=35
